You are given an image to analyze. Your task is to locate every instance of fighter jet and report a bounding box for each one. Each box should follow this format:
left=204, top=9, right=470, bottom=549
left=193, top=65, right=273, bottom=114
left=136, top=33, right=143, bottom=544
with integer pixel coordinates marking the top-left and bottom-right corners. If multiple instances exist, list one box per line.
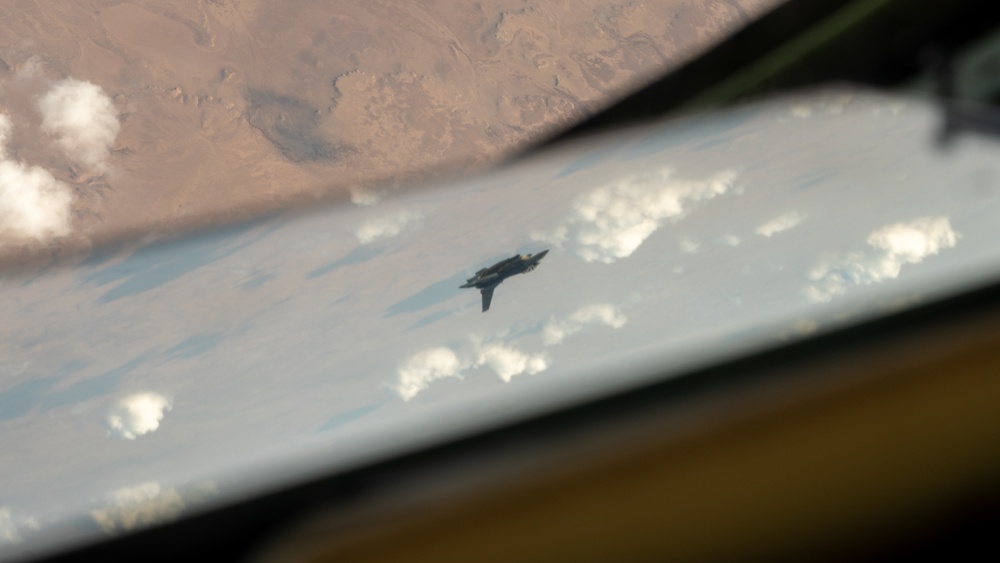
left=460, top=250, right=549, bottom=312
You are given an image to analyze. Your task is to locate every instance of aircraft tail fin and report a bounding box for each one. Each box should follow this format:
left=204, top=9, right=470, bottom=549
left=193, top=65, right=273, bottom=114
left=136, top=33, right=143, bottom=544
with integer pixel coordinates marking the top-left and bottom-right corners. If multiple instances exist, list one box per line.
left=480, top=287, right=495, bottom=312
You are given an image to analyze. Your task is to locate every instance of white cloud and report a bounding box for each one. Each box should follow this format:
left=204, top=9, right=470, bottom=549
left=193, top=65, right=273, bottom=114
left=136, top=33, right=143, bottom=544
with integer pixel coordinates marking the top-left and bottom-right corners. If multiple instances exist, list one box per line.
left=805, top=217, right=959, bottom=303
left=0, top=113, right=74, bottom=242
left=790, top=105, right=813, bottom=118
left=0, top=507, right=39, bottom=545
left=678, top=237, right=700, bottom=254
left=394, top=347, right=463, bottom=401
left=350, top=189, right=382, bottom=206
left=89, top=482, right=184, bottom=534
left=106, top=392, right=172, bottom=440
left=355, top=209, right=420, bottom=244
left=475, top=343, right=547, bottom=382
left=720, top=234, right=741, bottom=247
left=543, top=304, right=628, bottom=345
left=0, top=511, right=15, bottom=545
left=533, top=168, right=737, bottom=263
left=394, top=340, right=549, bottom=399
left=393, top=306, right=629, bottom=399
left=0, top=117, right=10, bottom=158
left=37, top=78, right=120, bottom=170
left=779, top=318, right=820, bottom=341
left=756, top=211, right=805, bottom=237
left=0, top=508, right=20, bottom=544
left=787, top=93, right=854, bottom=118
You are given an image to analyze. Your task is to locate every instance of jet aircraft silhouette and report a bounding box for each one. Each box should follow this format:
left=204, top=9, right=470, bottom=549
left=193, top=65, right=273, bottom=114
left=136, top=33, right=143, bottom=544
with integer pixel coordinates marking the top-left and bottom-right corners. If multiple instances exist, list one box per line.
left=460, top=250, right=549, bottom=312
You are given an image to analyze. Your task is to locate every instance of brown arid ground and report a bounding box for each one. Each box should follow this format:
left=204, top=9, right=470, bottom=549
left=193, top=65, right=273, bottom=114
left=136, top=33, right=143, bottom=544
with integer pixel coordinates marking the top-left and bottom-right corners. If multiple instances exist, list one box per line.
left=0, top=0, right=778, bottom=267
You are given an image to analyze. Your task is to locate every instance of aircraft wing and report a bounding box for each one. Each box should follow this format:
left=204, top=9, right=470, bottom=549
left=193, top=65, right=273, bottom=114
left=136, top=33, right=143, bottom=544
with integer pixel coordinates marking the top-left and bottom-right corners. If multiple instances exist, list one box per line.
left=480, top=286, right=495, bottom=312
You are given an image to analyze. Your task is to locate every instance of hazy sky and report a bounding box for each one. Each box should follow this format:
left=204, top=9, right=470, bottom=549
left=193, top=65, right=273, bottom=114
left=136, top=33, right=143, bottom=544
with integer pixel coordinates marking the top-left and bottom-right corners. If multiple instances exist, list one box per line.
left=3, top=86, right=1000, bottom=554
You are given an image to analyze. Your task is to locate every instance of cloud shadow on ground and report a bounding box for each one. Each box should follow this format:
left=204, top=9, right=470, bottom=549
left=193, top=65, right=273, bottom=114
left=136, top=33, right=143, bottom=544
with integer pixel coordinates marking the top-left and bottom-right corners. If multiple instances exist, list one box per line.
left=80, top=217, right=283, bottom=305
left=384, top=273, right=470, bottom=317
left=0, top=354, right=151, bottom=420
left=307, top=246, right=383, bottom=279
left=317, top=403, right=382, bottom=432
left=407, top=309, right=453, bottom=331
left=164, top=333, right=224, bottom=360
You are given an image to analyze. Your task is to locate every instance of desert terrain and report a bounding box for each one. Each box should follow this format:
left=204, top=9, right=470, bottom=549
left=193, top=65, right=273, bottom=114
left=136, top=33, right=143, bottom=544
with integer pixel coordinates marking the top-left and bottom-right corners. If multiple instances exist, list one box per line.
left=0, top=0, right=777, bottom=265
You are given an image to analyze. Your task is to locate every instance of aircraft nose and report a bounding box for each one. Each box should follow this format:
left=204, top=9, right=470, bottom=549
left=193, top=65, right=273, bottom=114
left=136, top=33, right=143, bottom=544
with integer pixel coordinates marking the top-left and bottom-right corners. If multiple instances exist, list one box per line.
left=536, top=249, right=549, bottom=259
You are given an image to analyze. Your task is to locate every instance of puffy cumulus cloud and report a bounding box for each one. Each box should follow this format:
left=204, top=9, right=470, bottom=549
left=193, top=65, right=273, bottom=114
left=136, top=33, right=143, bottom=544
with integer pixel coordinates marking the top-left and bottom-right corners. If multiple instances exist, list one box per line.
left=394, top=347, right=463, bottom=401
left=0, top=113, right=74, bottom=241
left=789, top=104, right=813, bottom=118
left=867, top=218, right=959, bottom=261
left=787, top=92, right=855, bottom=118
left=355, top=209, right=420, bottom=244
left=106, top=392, right=173, bottom=440
left=393, top=341, right=549, bottom=399
left=756, top=211, right=805, bottom=237
left=533, top=168, right=737, bottom=263
left=37, top=78, right=120, bottom=170
left=543, top=304, right=628, bottom=345
left=0, top=508, right=19, bottom=544
left=474, top=343, right=548, bottom=383
left=0, top=507, right=38, bottom=545
left=805, top=217, right=959, bottom=303
left=89, top=482, right=216, bottom=535
left=678, top=236, right=700, bottom=254
left=349, top=188, right=382, bottom=206
left=779, top=318, right=820, bottom=341
left=720, top=234, right=741, bottom=247
left=0, top=117, right=10, bottom=157
left=0, top=76, right=118, bottom=243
